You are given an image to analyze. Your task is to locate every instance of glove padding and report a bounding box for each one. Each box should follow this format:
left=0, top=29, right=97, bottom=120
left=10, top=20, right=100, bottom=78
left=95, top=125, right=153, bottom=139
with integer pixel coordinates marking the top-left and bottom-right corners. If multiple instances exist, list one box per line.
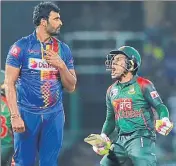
left=84, top=133, right=111, bottom=155
left=155, top=117, right=174, bottom=136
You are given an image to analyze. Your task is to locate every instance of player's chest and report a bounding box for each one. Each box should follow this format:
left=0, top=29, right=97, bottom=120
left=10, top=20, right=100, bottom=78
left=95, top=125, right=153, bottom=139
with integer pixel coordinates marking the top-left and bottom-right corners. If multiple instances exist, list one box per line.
left=22, top=44, right=59, bottom=72
left=109, top=84, right=143, bottom=109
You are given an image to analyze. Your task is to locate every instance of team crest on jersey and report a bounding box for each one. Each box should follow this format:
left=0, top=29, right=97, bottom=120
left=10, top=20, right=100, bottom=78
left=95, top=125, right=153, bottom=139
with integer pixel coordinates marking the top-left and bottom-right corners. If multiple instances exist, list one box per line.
left=110, top=89, right=118, bottom=98
left=128, top=85, right=135, bottom=94
left=10, top=45, right=21, bottom=57
left=29, top=58, right=57, bottom=71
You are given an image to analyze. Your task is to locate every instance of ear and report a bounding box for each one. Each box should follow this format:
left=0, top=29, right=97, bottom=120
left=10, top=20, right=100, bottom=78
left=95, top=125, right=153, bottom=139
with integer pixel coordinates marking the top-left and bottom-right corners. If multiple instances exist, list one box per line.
left=40, top=18, right=47, bottom=27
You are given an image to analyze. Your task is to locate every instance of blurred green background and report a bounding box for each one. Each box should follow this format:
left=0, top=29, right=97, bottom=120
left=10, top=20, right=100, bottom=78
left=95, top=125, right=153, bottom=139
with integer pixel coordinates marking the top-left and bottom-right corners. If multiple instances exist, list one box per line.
left=1, top=1, right=176, bottom=166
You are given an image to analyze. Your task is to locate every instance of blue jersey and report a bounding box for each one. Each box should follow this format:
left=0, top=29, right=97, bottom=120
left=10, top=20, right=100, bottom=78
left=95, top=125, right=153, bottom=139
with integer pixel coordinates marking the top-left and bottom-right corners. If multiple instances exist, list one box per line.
left=6, top=31, right=74, bottom=113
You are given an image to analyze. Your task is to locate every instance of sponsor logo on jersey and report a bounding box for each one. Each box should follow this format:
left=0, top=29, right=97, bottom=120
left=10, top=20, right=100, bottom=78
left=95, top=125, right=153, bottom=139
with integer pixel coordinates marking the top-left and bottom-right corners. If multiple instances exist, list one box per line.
left=128, top=85, right=135, bottom=94
left=10, top=45, right=21, bottom=57
left=150, top=91, right=159, bottom=99
left=29, top=58, right=57, bottom=71
left=113, top=98, right=141, bottom=119
left=28, top=49, right=40, bottom=55
left=113, top=98, right=132, bottom=111
left=116, top=109, right=142, bottom=119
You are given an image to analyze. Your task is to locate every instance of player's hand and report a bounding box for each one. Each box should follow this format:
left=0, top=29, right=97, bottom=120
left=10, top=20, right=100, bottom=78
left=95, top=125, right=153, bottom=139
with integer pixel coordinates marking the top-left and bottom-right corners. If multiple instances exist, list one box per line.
left=92, top=133, right=111, bottom=156
left=11, top=114, right=25, bottom=133
left=155, top=117, right=173, bottom=136
left=84, top=133, right=111, bottom=155
left=44, top=50, right=65, bottom=70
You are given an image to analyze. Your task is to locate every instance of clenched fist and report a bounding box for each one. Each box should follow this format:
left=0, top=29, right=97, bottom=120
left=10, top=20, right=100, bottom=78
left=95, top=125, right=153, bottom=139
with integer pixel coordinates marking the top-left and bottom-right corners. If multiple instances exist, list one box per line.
left=11, top=114, right=25, bottom=133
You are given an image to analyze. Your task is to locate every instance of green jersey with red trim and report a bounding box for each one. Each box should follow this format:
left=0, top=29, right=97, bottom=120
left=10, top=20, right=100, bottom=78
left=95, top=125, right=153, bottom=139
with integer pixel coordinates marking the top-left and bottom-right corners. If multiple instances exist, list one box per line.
left=1, top=96, right=13, bottom=146
left=102, top=75, right=166, bottom=135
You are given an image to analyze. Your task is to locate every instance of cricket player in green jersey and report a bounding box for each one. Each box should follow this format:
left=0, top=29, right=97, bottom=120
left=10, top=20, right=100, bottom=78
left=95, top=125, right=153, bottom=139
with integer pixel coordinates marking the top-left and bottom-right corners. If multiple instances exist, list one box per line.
left=1, top=83, right=14, bottom=166
left=85, top=46, right=174, bottom=166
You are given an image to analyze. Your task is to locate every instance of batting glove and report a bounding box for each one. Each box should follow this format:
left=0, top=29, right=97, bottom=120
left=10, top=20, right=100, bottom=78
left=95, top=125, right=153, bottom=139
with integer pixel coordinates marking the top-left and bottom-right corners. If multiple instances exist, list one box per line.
left=92, top=133, right=111, bottom=155
left=84, top=133, right=111, bottom=155
left=155, top=117, right=174, bottom=136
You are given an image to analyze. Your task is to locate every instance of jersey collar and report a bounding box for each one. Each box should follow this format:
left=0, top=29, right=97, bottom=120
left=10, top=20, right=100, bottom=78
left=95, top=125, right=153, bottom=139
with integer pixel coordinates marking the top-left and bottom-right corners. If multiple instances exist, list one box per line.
left=117, top=75, right=138, bottom=87
left=32, top=30, right=53, bottom=45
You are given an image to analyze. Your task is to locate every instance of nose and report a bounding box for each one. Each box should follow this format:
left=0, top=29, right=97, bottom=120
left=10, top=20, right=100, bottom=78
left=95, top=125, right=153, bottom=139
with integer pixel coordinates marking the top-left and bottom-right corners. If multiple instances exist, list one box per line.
left=60, top=19, right=63, bottom=26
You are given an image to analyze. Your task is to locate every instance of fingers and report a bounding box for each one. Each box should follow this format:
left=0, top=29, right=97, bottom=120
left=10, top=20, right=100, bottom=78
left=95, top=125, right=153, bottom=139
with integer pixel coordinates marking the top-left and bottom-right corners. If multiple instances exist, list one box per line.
left=44, top=50, right=61, bottom=60
left=44, top=55, right=58, bottom=60
left=93, top=146, right=101, bottom=155
left=11, top=117, right=25, bottom=133
left=44, top=55, right=61, bottom=64
left=13, top=124, right=25, bottom=133
left=44, top=50, right=58, bottom=57
left=13, top=126, right=25, bottom=133
left=156, top=123, right=173, bottom=136
left=44, top=59, right=59, bottom=67
left=92, top=145, right=109, bottom=156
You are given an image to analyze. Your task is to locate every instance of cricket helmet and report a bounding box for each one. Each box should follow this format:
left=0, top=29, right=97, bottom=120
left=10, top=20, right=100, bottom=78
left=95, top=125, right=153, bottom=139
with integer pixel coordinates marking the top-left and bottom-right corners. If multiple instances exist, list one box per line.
left=105, top=46, right=141, bottom=74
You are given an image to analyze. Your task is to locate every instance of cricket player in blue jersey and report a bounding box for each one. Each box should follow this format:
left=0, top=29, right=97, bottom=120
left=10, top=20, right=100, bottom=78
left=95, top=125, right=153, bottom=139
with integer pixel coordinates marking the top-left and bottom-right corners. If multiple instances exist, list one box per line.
left=4, top=2, right=77, bottom=166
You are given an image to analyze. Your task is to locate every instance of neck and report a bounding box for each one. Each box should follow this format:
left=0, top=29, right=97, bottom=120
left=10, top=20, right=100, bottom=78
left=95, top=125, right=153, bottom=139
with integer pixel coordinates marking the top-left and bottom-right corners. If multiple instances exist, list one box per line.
left=120, top=73, right=133, bottom=83
left=36, top=26, right=51, bottom=43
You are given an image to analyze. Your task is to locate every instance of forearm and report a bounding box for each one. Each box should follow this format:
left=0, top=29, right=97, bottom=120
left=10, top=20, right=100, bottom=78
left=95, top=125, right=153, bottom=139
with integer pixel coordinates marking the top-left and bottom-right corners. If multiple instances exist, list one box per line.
left=4, top=82, right=19, bottom=115
left=58, top=64, right=76, bottom=92
left=101, top=120, right=115, bottom=136
left=155, top=103, right=169, bottom=119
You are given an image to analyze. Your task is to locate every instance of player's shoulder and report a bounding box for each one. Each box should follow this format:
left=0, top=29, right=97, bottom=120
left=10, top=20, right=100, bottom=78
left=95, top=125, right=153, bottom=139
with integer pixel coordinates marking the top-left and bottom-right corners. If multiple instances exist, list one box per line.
left=107, top=80, right=118, bottom=94
left=136, top=76, right=153, bottom=88
left=12, top=33, right=32, bottom=48
left=56, top=38, right=71, bottom=51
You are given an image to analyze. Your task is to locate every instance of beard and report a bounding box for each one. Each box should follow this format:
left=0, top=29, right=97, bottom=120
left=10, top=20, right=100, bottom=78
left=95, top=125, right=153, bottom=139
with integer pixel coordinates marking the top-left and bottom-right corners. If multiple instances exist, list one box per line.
left=48, top=29, right=60, bottom=36
left=47, top=25, right=60, bottom=36
left=111, top=68, right=127, bottom=81
left=111, top=73, right=123, bottom=81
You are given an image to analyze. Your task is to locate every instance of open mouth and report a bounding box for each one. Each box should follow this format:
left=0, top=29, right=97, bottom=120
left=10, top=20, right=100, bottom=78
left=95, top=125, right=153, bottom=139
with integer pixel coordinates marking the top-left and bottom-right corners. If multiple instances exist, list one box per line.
left=111, top=68, right=116, bottom=75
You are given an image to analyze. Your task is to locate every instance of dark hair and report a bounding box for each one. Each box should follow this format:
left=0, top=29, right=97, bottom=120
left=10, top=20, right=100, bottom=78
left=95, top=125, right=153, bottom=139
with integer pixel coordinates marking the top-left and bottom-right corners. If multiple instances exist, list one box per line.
left=33, top=2, right=60, bottom=26
left=126, top=57, right=138, bottom=75
left=132, top=62, right=138, bottom=75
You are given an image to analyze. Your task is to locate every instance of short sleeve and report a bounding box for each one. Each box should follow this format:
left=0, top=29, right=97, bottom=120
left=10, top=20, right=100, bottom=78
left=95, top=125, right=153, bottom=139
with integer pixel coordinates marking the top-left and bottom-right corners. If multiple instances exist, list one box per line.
left=6, top=39, right=25, bottom=68
left=62, top=44, right=74, bottom=70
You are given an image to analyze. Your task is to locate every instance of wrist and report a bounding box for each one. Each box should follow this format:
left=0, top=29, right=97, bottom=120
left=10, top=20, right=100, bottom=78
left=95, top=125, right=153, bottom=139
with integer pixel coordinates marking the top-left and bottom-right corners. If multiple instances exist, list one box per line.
left=101, top=133, right=107, bottom=137
left=56, top=62, right=66, bottom=71
left=101, top=133, right=110, bottom=142
left=161, top=117, right=169, bottom=121
left=10, top=113, right=20, bottom=118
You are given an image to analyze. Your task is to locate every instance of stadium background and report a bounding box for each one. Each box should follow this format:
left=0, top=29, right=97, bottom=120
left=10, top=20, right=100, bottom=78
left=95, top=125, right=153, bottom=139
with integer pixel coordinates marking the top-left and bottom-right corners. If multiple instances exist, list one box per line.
left=1, top=1, right=176, bottom=166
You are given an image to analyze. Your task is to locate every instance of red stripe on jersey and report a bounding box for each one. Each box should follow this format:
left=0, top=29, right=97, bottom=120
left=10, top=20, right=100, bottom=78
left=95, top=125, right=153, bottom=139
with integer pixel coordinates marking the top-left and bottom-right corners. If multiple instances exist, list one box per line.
left=136, top=77, right=152, bottom=91
left=52, top=37, right=59, bottom=53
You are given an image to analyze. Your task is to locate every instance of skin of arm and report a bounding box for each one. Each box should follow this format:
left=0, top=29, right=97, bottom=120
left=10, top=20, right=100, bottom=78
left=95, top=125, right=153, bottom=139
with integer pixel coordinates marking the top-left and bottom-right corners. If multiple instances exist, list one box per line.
left=44, top=49, right=77, bottom=92
left=4, top=65, right=20, bottom=116
left=58, top=65, right=77, bottom=93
